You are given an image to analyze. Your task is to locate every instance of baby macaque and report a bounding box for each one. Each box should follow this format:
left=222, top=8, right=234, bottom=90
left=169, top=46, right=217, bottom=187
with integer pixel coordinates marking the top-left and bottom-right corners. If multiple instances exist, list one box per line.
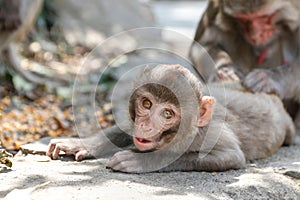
left=47, top=64, right=295, bottom=173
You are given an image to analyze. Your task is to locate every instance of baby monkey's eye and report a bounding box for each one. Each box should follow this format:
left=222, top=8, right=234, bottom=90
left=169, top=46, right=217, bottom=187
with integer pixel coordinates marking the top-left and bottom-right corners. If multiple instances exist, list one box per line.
left=163, top=109, right=173, bottom=119
left=142, top=99, right=152, bottom=109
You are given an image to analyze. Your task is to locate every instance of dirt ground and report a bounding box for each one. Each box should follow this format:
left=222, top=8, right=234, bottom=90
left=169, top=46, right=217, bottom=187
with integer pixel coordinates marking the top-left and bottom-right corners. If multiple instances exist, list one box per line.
left=1, top=136, right=299, bottom=200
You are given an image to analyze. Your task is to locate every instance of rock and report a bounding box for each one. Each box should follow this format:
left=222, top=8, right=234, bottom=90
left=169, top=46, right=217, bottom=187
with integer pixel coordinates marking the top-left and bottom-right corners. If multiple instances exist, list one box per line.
left=20, top=137, right=52, bottom=155
left=52, top=0, right=154, bottom=48
left=275, top=162, right=300, bottom=179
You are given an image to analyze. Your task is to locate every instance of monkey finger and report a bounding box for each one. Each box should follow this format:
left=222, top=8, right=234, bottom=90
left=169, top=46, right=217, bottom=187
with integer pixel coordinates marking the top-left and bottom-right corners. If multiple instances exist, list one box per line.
left=217, top=65, right=244, bottom=82
left=51, top=145, right=62, bottom=160
left=251, top=79, right=278, bottom=94
left=217, top=69, right=230, bottom=80
left=218, top=70, right=238, bottom=82
left=106, top=150, right=135, bottom=168
left=250, top=81, right=267, bottom=93
left=243, top=73, right=267, bottom=91
left=75, top=150, right=90, bottom=161
left=244, top=74, right=265, bottom=86
left=47, top=140, right=65, bottom=158
left=227, top=72, right=241, bottom=81
left=106, top=157, right=123, bottom=169
left=108, top=161, right=129, bottom=172
left=50, top=142, right=74, bottom=159
left=46, top=143, right=56, bottom=158
left=246, top=81, right=268, bottom=93
left=244, top=71, right=277, bottom=93
left=108, top=160, right=141, bottom=173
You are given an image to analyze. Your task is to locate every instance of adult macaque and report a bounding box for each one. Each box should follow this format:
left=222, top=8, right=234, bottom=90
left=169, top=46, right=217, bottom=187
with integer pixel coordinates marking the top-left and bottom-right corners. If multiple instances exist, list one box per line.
left=47, top=64, right=295, bottom=173
left=0, top=0, right=45, bottom=83
left=189, top=0, right=300, bottom=131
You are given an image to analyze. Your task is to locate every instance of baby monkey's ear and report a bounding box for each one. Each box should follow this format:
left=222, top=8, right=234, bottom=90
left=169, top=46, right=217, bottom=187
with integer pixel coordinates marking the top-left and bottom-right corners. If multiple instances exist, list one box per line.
left=196, top=96, right=215, bottom=127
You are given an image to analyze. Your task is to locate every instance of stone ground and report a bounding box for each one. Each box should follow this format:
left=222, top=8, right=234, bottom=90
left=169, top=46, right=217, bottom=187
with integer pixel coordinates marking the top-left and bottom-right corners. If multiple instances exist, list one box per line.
left=1, top=1, right=300, bottom=199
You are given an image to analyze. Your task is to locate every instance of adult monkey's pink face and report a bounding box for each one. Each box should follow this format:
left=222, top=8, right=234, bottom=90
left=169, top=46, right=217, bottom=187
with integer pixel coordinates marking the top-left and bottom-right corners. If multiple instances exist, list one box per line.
left=235, top=11, right=277, bottom=46
left=222, top=0, right=288, bottom=47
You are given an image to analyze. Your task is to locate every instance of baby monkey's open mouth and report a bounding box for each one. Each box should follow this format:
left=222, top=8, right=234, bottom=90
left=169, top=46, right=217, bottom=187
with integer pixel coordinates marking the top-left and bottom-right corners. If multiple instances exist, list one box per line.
left=133, top=129, right=176, bottom=151
left=133, top=136, right=159, bottom=151
left=134, top=137, right=152, bottom=144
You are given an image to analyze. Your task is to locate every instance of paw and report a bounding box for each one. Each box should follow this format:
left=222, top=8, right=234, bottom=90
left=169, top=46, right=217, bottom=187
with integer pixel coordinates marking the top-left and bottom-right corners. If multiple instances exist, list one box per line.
left=47, top=138, right=91, bottom=161
left=243, top=69, right=283, bottom=97
left=106, top=150, right=144, bottom=173
left=214, top=65, right=244, bottom=82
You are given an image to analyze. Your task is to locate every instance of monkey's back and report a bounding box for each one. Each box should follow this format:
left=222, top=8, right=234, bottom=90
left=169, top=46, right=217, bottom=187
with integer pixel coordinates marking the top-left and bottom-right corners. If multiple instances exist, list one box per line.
left=204, top=83, right=295, bottom=160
